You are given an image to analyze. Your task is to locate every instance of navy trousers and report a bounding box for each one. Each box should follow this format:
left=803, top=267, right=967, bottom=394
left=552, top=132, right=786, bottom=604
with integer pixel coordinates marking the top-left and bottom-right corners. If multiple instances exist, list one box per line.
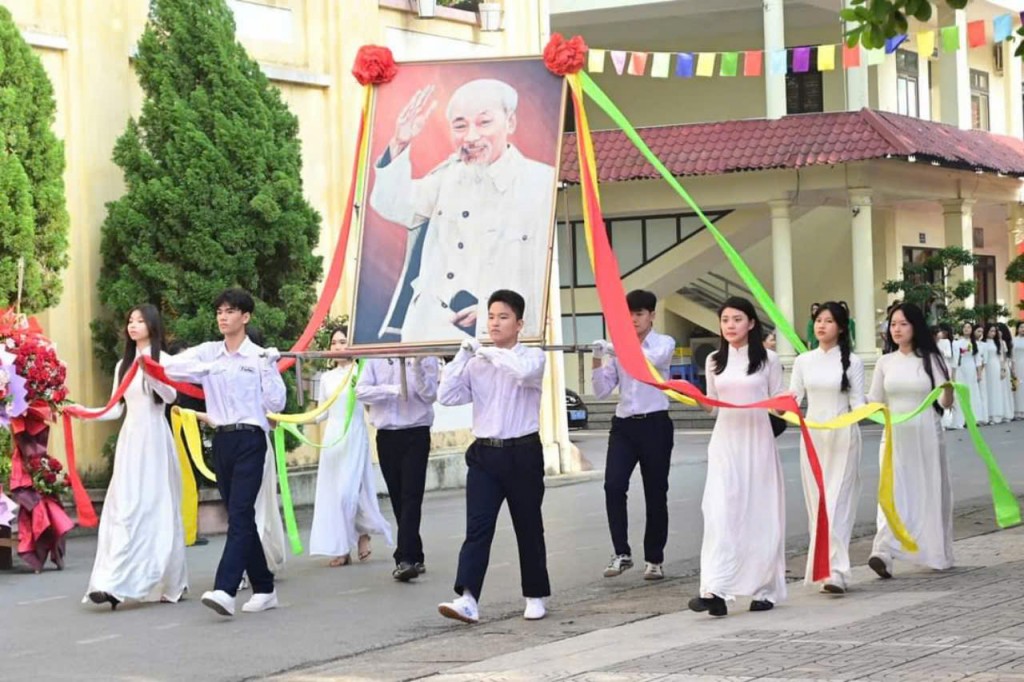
left=604, top=411, right=674, bottom=564
left=212, top=429, right=274, bottom=596
left=454, top=437, right=550, bottom=600
left=377, top=426, right=431, bottom=565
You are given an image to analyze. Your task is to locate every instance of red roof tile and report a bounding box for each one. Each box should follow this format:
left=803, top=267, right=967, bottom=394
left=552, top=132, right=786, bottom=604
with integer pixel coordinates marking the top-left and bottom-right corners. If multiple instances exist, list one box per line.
left=558, top=108, right=1024, bottom=184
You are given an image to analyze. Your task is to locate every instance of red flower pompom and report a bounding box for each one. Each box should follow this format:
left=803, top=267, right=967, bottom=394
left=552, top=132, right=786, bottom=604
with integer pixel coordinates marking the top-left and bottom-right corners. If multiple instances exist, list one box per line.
left=352, top=45, right=398, bottom=86
left=543, top=33, right=588, bottom=76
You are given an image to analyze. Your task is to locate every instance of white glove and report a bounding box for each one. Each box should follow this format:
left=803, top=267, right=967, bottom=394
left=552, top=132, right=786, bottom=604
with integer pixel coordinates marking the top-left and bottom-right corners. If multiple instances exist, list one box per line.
left=476, top=346, right=500, bottom=363
left=591, top=340, right=608, bottom=360
left=459, top=338, right=481, bottom=355
left=263, top=347, right=281, bottom=363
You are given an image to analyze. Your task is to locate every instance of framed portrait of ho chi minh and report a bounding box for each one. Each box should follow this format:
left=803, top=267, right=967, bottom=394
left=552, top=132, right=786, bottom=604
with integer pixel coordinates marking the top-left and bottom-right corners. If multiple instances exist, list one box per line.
left=348, top=57, right=567, bottom=349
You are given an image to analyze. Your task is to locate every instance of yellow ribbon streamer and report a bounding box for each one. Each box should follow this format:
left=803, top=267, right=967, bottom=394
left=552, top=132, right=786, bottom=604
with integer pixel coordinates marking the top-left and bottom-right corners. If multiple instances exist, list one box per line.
left=266, top=363, right=355, bottom=425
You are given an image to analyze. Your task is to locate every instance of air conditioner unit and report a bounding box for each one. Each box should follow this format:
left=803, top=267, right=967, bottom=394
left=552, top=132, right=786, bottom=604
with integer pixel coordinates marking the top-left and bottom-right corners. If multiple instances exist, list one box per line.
left=994, top=43, right=1004, bottom=75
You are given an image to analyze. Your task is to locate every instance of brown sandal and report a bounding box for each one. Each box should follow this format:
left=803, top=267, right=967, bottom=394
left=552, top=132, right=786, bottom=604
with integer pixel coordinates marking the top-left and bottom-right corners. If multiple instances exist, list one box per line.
left=328, top=555, right=352, bottom=567
left=357, top=535, right=372, bottom=562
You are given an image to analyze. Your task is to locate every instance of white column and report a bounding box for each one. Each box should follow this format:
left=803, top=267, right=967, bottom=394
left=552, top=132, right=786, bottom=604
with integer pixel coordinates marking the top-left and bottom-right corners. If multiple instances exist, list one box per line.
left=850, top=189, right=877, bottom=355
left=763, top=0, right=786, bottom=120
left=769, top=199, right=795, bottom=358
left=877, top=49, right=899, bottom=113
left=942, top=198, right=976, bottom=308
left=1005, top=39, right=1023, bottom=138
left=937, top=5, right=971, bottom=129
left=844, top=0, right=870, bottom=110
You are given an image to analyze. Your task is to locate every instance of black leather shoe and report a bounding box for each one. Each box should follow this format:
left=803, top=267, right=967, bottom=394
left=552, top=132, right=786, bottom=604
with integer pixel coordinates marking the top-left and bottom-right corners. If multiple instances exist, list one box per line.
left=750, top=599, right=774, bottom=612
left=392, top=562, right=418, bottom=582
left=868, top=555, right=892, bottom=579
left=415, top=562, right=426, bottom=575
left=688, top=595, right=727, bottom=617
left=88, top=591, right=122, bottom=611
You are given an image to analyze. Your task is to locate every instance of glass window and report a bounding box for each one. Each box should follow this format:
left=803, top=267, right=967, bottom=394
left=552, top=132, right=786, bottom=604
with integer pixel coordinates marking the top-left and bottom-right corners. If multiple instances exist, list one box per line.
left=975, top=255, right=996, bottom=306
left=645, top=216, right=678, bottom=259
left=896, top=51, right=919, bottom=118
left=561, top=314, right=605, bottom=345
left=971, top=69, right=990, bottom=131
left=679, top=215, right=705, bottom=241
left=573, top=222, right=595, bottom=286
left=611, top=219, right=644, bottom=274
left=556, top=222, right=573, bottom=288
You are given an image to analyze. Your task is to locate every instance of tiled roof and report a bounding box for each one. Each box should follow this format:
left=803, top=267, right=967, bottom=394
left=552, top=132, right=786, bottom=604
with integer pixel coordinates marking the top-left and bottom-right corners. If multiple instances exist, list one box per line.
left=558, top=108, right=1024, bottom=184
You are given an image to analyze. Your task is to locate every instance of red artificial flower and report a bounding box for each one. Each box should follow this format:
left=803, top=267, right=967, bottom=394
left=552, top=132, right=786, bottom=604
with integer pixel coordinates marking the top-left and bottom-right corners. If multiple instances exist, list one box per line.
left=43, top=471, right=57, bottom=484
left=63, top=474, right=70, bottom=485
left=28, top=454, right=42, bottom=469
left=49, top=458, right=62, bottom=473
left=543, top=33, right=588, bottom=76
left=352, top=45, right=398, bottom=86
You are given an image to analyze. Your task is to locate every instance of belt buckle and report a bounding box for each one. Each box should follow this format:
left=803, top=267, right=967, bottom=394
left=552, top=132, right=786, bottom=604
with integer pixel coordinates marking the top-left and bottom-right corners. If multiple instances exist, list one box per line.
left=481, top=438, right=503, bottom=448
left=630, top=413, right=647, bottom=419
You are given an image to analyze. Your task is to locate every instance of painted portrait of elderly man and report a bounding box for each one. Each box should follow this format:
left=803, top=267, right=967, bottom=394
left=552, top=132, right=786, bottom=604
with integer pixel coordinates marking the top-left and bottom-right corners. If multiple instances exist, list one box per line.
left=350, top=58, right=566, bottom=348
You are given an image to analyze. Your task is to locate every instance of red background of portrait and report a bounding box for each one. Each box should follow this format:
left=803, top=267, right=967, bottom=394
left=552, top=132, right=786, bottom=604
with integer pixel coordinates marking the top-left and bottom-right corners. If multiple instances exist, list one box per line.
left=352, top=58, right=565, bottom=346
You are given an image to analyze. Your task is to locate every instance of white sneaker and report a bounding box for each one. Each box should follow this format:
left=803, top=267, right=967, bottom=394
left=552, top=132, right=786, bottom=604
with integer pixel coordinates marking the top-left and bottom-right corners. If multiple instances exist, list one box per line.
left=643, top=562, right=664, bottom=581
left=603, top=554, right=633, bottom=577
left=241, top=590, right=278, bottom=613
left=438, top=595, right=479, bottom=624
left=201, top=590, right=235, bottom=617
left=523, top=597, right=546, bottom=620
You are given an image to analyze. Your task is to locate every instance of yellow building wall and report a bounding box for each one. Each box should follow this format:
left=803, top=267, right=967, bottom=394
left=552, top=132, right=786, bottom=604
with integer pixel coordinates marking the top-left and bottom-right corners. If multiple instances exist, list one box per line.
left=5, top=0, right=548, bottom=474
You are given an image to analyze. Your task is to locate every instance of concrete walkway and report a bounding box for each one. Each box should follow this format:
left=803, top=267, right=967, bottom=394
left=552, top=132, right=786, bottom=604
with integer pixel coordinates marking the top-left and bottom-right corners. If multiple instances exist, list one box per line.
left=274, top=503, right=1024, bottom=681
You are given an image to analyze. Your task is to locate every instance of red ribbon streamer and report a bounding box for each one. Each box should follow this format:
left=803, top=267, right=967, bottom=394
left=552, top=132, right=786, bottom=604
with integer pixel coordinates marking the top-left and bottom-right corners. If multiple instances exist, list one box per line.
left=568, top=84, right=831, bottom=581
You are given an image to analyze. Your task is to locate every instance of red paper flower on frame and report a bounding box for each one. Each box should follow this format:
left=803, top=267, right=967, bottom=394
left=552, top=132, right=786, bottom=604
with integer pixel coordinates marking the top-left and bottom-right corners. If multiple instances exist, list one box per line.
left=543, top=33, right=588, bottom=76
left=352, top=45, right=398, bottom=86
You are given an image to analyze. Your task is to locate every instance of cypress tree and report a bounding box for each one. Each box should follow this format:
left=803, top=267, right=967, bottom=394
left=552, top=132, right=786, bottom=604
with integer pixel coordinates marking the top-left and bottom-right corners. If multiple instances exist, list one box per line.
left=93, top=0, right=322, bottom=368
left=0, top=6, right=70, bottom=312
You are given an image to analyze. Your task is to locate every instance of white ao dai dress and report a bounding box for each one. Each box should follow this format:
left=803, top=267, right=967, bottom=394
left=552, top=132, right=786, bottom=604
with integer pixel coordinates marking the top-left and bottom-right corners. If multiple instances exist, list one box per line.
left=956, top=339, right=986, bottom=424
left=980, top=340, right=1009, bottom=424
left=790, top=347, right=865, bottom=588
left=83, top=351, right=189, bottom=603
left=868, top=351, right=953, bottom=571
left=938, top=339, right=964, bottom=430
left=309, top=365, right=393, bottom=557
left=1014, top=337, right=1024, bottom=418
left=700, top=346, right=786, bottom=604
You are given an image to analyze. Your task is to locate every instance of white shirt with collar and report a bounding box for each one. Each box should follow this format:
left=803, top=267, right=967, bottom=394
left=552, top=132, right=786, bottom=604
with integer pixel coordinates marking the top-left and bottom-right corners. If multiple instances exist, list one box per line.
left=437, top=344, right=545, bottom=440
left=355, top=357, right=439, bottom=430
left=592, top=330, right=676, bottom=418
left=162, top=336, right=287, bottom=431
left=370, top=143, right=556, bottom=342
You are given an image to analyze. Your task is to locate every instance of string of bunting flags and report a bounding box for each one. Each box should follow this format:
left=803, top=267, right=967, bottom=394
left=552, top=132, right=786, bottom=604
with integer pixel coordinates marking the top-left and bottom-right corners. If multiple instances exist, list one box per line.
left=588, top=12, right=1022, bottom=78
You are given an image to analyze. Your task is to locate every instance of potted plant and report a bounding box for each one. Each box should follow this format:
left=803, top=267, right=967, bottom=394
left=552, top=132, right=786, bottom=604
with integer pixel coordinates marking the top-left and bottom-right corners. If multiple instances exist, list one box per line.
left=416, top=0, right=438, bottom=18
left=478, top=2, right=502, bottom=31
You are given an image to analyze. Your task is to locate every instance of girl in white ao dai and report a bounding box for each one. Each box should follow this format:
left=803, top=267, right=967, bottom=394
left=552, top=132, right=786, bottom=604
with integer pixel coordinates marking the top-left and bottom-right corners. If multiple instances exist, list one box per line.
left=83, top=305, right=188, bottom=609
left=867, top=303, right=954, bottom=579
left=789, top=301, right=864, bottom=594
left=689, top=297, right=785, bottom=618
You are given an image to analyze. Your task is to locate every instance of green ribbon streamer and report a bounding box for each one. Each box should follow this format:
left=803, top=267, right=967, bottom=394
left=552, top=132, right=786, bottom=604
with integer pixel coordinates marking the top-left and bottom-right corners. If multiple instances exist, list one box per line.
left=579, top=71, right=1020, bottom=528
left=273, top=426, right=303, bottom=555
left=271, top=360, right=365, bottom=555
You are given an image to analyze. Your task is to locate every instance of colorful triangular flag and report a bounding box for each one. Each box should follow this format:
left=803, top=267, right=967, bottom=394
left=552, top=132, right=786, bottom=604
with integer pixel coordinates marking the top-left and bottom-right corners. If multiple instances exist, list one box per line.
left=628, top=52, right=649, bottom=76
left=866, top=47, right=885, bottom=66
left=720, top=52, right=739, bottom=77
left=587, top=48, right=606, bottom=73
left=696, top=52, right=716, bottom=77
left=769, top=49, right=787, bottom=76
left=817, top=44, right=836, bottom=71
left=675, top=53, right=694, bottom=78
left=967, top=20, right=987, bottom=48
left=842, top=43, right=861, bottom=68
left=994, top=14, right=1014, bottom=43
left=650, top=52, right=670, bottom=78
left=743, top=50, right=763, bottom=77
left=793, top=46, right=811, bottom=73
left=941, top=25, right=961, bottom=53
left=610, top=50, right=627, bottom=75
left=885, top=34, right=908, bottom=54
left=916, top=30, right=935, bottom=59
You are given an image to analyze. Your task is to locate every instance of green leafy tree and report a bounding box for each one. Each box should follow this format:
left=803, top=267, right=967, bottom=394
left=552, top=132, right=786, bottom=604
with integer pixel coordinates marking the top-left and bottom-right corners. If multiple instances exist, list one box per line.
left=1006, top=253, right=1024, bottom=312
left=843, top=1, right=1024, bottom=58
left=0, top=6, right=70, bottom=312
left=883, top=246, right=978, bottom=325
left=92, top=0, right=322, bottom=370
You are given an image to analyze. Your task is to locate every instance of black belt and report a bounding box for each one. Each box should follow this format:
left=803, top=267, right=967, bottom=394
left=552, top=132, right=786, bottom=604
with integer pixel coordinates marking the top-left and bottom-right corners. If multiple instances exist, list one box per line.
left=215, top=423, right=263, bottom=434
left=476, top=433, right=540, bottom=448
left=617, top=410, right=668, bottom=420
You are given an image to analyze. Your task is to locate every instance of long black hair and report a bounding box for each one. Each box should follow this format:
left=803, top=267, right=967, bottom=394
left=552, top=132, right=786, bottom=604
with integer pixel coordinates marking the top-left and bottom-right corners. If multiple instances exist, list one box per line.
left=962, top=321, right=980, bottom=356
left=984, top=322, right=1005, bottom=357
left=813, top=301, right=852, bottom=393
left=119, top=304, right=166, bottom=405
left=998, top=323, right=1014, bottom=355
left=888, top=302, right=949, bottom=416
left=712, top=297, right=767, bottom=376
